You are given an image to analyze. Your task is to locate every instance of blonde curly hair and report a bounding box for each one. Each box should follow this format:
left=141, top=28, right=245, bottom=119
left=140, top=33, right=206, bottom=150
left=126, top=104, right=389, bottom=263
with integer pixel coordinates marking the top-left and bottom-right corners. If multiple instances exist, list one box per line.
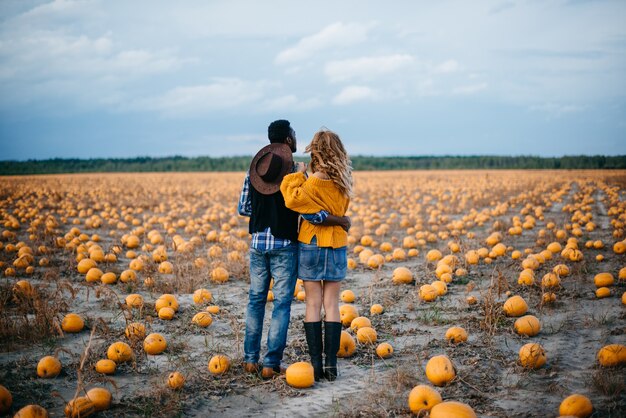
left=305, top=128, right=353, bottom=197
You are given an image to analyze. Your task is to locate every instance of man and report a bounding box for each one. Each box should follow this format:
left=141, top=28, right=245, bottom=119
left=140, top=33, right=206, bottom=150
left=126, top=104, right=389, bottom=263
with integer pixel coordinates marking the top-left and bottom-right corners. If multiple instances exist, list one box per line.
left=238, top=119, right=350, bottom=378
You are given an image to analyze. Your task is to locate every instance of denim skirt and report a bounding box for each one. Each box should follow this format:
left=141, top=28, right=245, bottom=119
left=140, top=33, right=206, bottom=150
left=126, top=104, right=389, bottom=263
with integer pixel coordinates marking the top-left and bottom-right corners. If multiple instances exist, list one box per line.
left=298, top=236, right=347, bottom=281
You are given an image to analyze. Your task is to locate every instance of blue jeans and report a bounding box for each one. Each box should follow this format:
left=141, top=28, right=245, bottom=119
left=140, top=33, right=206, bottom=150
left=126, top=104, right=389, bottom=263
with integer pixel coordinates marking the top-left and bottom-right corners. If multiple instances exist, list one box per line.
left=244, top=243, right=298, bottom=368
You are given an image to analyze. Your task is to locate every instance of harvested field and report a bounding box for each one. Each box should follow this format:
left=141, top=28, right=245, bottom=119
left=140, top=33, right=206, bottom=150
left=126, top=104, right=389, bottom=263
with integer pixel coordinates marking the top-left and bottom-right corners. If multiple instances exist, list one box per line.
left=0, top=170, right=625, bottom=417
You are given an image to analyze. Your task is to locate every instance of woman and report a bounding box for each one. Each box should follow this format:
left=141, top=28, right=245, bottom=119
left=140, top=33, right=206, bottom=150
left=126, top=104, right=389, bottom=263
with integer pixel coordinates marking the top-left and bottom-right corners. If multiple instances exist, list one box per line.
left=280, top=128, right=352, bottom=381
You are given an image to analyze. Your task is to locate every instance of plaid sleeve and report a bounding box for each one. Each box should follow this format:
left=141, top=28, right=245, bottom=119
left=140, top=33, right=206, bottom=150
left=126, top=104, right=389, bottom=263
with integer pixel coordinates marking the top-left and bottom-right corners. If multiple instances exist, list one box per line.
left=302, top=210, right=329, bottom=225
left=237, top=171, right=252, bottom=217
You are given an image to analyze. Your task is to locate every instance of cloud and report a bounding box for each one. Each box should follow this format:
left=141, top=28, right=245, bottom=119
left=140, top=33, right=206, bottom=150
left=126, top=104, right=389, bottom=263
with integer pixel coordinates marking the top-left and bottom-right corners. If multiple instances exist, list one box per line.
left=529, top=102, right=586, bottom=117
left=275, top=22, right=372, bottom=65
left=324, top=54, right=414, bottom=83
left=261, top=95, right=322, bottom=112
left=332, top=85, right=377, bottom=105
left=453, top=82, right=488, bottom=95
left=433, top=59, right=460, bottom=74
left=489, top=1, right=516, bottom=15
left=131, top=78, right=272, bottom=116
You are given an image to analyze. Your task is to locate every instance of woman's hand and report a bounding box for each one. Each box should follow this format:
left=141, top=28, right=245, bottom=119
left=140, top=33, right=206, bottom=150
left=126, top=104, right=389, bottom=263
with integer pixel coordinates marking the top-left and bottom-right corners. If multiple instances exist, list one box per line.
left=295, top=162, right=307, bottom=173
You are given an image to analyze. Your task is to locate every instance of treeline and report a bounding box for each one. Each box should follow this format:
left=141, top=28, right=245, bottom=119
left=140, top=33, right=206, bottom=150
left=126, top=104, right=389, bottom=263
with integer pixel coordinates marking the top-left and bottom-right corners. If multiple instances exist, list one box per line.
left=1, top=155, right=625, bottom=175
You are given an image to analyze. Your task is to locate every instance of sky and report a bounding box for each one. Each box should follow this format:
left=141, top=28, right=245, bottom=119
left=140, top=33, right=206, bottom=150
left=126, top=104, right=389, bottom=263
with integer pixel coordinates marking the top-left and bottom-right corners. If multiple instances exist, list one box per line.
left=0, top=0, right=625, bottom=160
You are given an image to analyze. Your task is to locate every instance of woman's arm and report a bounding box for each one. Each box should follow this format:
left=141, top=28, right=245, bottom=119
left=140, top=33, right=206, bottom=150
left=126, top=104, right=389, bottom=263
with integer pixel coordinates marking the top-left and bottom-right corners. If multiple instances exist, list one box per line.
left=280, top=172, right=324, bottom=214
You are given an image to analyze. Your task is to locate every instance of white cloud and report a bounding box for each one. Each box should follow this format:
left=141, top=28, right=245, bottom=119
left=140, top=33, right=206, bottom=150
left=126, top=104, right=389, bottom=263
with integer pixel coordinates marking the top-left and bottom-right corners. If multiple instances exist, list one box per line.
left=324, top=54, right=414, bottom=83
left=529, top=102, right=586, bottom=117
left=132, top=78, right=272, bottom=116
left=433, top=59, right=460, bottom=74
left=332, top=85, right=377, bottom=105
left=275, top=22, right=373, bottom=65
left=453, top=82, right=488, bottom=95
left=261, top=95, right=322, bottom=112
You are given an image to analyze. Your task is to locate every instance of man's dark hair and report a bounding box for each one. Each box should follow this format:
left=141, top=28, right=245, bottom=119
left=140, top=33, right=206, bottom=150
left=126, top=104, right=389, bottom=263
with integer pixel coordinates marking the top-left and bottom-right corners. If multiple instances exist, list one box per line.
left=268, top=120, right=292, bottom=143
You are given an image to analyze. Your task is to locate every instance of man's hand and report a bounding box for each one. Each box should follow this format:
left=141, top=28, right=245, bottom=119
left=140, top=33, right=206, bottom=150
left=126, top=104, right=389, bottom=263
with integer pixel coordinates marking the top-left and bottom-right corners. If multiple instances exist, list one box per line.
left=321, top=214, right=351, bottom=232
left=295, top=162, right=307, bottom=173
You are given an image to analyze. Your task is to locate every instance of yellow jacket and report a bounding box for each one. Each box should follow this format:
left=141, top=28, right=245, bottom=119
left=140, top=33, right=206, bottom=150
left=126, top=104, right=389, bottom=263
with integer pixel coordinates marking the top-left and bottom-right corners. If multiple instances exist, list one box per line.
left=280, top=172, right=350, bottom=248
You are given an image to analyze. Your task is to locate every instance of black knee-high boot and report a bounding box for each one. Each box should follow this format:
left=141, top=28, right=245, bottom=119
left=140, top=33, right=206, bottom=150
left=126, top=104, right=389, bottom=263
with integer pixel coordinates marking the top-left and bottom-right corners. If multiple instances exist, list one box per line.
left=304, top=321, right=323, bottom=381
left=323, top=321, right=342, bottom=381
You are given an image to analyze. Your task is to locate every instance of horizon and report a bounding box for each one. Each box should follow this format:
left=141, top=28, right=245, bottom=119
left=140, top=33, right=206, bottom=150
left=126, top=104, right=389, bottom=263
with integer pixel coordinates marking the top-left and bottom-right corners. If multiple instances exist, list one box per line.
left=1, top=0, right=626, bottom=159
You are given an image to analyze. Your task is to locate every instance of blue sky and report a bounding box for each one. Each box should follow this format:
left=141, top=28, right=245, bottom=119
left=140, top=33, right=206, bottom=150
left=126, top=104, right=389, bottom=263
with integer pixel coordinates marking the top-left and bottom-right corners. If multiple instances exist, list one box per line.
left=1, top=0, right=625, bottom=160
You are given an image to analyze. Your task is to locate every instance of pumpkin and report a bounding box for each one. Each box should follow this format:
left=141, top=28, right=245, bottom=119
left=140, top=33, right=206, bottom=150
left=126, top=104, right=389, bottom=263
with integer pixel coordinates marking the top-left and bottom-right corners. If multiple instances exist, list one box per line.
left=286, top=362, right=315, bottom=388
left=547, top=242, right=562, bottom=253
left=339, top=304, right=359, bottom=327
left=167, top=371, right=185, bottom=389
left=375, top=342, right=393, bottom=359
left=553, top=264, right=570, bottom=276
left=119, top=269, right=137, bottom=282
left=155, top=294, right=179, bottom=312
left=77, top=258, right=96, bottom=274
left=192, top=312, right=213, bottom=327
left=144, top=333, right=167, bottom=355
left=370, top=304, right=384, bottom=315
left=85, top=268, right=103, bottom=283
left=514, top=315, right=541, bottom=337
left=337, top=330, right=356, bottom=357
left=86, top=387, right=112, bottom=412
left=211, top=267, right=229, bottom=283
left=593, top=272, right=614, bottom=288
left=559, top=394, right=593, bottom=418
left=465, top=250, right=480, bottom=265
left=619, top=266, right=626, bottom=280
left=431, top=280, right=448, bottom=296
left=542, top=272, right=561, bottom=288
left=0, top=384, right=12, bottom=414
left=193, top=288, right=213, bottom=304
left=107, top=341, right=133, bottom=363
left=208, top=355, right=231, bottom=375
left=158, top=307, right=175, bottom=320
left=426, top=249, right=443, bottom=262
left=341, top=289, right=356, bottom=303
left=430, top=401, right=476, bottom=418
left=419, top=284, right=438, bottom=302
left=206, top=305, right=220, bottom=314
left=519, top=342, right=546, bottom=369
left=597, top=344, right=626, bottom=367
left=392, top=267, right=413, bottom=284
left=542, top=292, right=557, bottom=303
left=445, top=326, right=468, bottom=344
left=350, top=316, right=371, bottom=332
left=392, top=248, right=406, bottom=261
left=64, top=396, right=96, bottom=418
left=61, top=313, right=84, bottom=333
left=466, top=296, right=477, bottom=305
left=95, top=359, right=116, bottom=374
left=595, top=287, right=611, bottom=298
left=407, top=384, right=442, bottom=414
left=100, top=272, right=117, bottom=284
left=125, top=322, right=146, bottom=341
left=37, top=356, right=61, bottom=378
left=356, top=327, right=378, bottom=344
left=425, top=355, right=455, bottom=386
left=158, top=261, right=174, bottom=274
left=622, top=291, right=626, bottom=305
left=503, top=295, right=528, bottom=317
left=14, top=405, right=49, bottom=418
left=125, top=294, right=144, bottom=308
left=518, top=269, right=535, bottom=286
left=125, top=234, right=140, bottom=248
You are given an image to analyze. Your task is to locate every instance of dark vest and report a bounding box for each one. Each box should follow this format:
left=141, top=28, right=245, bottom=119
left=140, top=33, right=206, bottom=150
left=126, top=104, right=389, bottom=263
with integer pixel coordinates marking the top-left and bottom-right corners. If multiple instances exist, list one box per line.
left=249, top=185, right=299, bottom=242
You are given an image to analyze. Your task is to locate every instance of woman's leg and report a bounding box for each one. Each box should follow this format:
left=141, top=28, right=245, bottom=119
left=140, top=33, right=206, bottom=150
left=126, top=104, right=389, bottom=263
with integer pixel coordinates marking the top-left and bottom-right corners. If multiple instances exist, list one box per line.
left=322, top=281, right=341, bottom=322
left=322, top=280, right=342, bottom=381
left=303, top=280, right=324, bottom=380
left=303, top=281, right=323, bottom=321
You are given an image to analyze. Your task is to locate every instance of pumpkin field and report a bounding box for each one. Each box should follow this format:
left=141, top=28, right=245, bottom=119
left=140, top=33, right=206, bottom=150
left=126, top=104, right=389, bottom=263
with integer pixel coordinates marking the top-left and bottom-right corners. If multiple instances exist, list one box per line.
left=0, top=169, right=625, bottom=418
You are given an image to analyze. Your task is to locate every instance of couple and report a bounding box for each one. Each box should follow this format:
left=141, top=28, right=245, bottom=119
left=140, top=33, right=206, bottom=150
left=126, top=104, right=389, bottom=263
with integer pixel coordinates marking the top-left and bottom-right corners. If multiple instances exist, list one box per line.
left=237, top=119, right=352, bottom=382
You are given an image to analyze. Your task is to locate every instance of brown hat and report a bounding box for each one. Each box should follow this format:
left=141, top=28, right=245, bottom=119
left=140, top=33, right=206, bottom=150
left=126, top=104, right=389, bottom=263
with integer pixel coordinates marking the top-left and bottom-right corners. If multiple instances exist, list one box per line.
left=249, top=143, right=293, bottom=195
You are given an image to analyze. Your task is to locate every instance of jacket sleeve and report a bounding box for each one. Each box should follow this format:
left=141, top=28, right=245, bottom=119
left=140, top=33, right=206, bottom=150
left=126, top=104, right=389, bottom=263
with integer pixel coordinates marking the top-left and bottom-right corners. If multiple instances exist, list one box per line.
left=280, top=172, right=324, bottom=214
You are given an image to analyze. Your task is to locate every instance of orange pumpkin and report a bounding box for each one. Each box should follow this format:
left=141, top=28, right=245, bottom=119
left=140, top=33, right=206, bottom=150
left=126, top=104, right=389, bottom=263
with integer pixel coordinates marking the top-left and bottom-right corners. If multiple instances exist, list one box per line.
left=407, top=384, right=442, bottom=414
left=37, top=356, right=61, bottom=378
left=425, top=355, right=455, bottom=386
left=0, top=384, right=12, bottom=414
left=375, top=342, right=393, bottom=359
left=107, top=341, right=133, bottom=363
left=445, top=326, right=468, bottom=344
left=95, top=359, right=116, bottom=375
left=430, top=401, right=476, bottom=418
left=167, top=371, right=185, bottom=390
left=208, top=355, right=231, bottom=375
left=61, top=313, right=85, bottom=333
left=337, top=331, right=356, bottom=358
left=514, top=315, right=541, bottom=337
left=144, top=333, right=167, bottom=355
left=285, top=362, right=315, bottom=388
left=519, top=342, right=546, bottom=369
left=86, top=387, right=112, bottom=412
left=503, top=295, right=528, bottom=317
left=559, top=394, right=593, bottom=418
